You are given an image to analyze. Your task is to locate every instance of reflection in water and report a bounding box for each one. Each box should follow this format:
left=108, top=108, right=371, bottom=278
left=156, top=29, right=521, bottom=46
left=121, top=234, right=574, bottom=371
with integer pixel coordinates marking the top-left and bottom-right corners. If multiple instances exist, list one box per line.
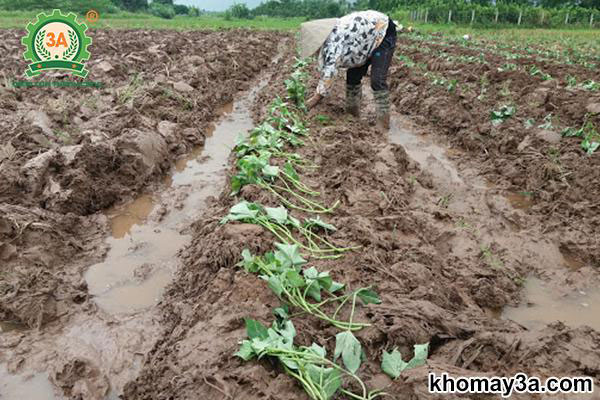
left=106, top=194, right=155, bottom=239
left=503, top=278, right=600, bottom=331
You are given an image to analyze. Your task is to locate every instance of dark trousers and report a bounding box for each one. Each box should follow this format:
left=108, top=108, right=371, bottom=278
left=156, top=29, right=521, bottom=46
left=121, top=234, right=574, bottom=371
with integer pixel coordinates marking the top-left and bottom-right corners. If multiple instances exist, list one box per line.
left=346, top=20, right=397, bottom=91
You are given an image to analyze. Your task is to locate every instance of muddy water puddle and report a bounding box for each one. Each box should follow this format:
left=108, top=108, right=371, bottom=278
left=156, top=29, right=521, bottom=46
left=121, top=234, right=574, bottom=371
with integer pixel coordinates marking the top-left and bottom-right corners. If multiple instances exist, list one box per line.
left=389, top=114, right=465, bottom=186
left=505, top=191, right=534, bottom=210
left=503, top=278, right=600, bottom=331
left=0, top=321, right=26, bottom=333
left=0, top=364, right=57, bottom=400
left=389, top=113, right=598, bottom=334
left=84, top=84, right=265, bottom=315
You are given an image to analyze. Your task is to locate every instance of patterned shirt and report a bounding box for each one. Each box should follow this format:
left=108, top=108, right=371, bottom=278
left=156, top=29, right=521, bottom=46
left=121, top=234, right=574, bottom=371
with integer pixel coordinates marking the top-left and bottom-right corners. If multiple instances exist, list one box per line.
left=317, top=10, right=389, bottom=96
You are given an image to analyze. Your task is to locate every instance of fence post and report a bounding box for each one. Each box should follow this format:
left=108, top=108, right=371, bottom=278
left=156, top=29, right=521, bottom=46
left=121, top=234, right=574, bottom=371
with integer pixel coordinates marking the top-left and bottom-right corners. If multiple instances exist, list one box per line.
left=591, top=13, right=595, bottom=28
left=495, top=8, right=499, bottom=23
left=565, top=12, right=569, bottom=25
left=448, top=10, right=452, bottom=24
left=425, top=9, right=428, bottom=24
left=518, top=10, right=522, bottom=25
left=471, top=9, right=475, bottom=25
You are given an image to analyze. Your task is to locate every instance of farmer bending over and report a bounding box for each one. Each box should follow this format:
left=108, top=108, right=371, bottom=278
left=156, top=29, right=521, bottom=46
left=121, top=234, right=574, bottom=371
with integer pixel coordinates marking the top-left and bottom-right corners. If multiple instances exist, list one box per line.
left=302, top=10, right=397, bottom=131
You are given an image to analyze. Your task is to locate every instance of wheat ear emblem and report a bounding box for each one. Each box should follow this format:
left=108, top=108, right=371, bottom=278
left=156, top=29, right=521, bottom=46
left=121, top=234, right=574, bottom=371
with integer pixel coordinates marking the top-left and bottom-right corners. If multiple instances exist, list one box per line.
left=63, top=30, right=78, bottom=60
left=35, top=30, right=51, bottom=60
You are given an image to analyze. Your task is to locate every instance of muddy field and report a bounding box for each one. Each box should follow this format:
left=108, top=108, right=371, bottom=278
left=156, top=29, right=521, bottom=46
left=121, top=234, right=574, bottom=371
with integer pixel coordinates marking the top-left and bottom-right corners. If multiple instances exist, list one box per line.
left=1, top=27, right=600, bottom=400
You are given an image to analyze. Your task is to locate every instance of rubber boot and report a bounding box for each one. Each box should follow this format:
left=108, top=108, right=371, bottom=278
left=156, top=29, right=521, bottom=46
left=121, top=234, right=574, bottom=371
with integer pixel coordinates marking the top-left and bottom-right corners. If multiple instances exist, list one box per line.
left=373, top=89, right=390, bottom=131
left=345, top=84, right=362, bottom=117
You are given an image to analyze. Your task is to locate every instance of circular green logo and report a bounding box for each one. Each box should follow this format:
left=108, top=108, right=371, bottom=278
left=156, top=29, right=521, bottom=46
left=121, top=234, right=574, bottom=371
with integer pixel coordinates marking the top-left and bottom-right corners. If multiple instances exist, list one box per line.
left=22, top=9, right=92, bottom=78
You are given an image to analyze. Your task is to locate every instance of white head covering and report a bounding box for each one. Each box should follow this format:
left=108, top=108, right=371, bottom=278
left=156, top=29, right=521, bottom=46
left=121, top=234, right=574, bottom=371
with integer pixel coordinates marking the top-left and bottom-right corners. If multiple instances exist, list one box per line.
left=299, top=18, right=339, bottom=59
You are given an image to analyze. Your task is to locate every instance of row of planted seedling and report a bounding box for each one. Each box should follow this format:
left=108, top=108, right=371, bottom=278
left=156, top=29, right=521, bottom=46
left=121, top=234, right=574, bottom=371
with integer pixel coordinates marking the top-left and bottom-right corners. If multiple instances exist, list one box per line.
left=406, top=31, right=599, bottom=70
left=400, top=38, right=599, bottom=92
left=403, top=32, right=600, bottom=87
left=491, top=104, right=599, bottom=154
left=218, top=59, right=428, bottom=399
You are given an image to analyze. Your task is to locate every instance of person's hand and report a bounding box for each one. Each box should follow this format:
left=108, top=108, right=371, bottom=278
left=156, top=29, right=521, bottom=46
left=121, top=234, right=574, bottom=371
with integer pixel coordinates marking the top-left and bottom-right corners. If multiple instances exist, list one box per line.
left=306, top=94, right=322, bottom=110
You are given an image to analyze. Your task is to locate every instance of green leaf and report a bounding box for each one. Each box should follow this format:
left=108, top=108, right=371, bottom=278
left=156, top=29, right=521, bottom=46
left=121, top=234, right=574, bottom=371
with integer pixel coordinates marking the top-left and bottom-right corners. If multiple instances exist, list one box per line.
left=268, top=275, right=284, bottom=297
left=357, top=288, right=382, bottom=305
left=241, top=248, right=253, bottom=262
left=285, top=269, right=305, bottom=288
left=306, top=365, right=341, bottom=400
left=249, top=336, right=271, bottom=355
left=265, top=206, right=288, bottom=225
left=230, top=175, right=243, bottom=195
left=306, top=280, right=322, bottom=302
left=283, top=162, right=299, bottom=181
left=334, top=331, right=362, bottom=373
left=307, top=343, right=326, bottom=358
left=381, top=348, right=407, bottom=379
left=278, top=320, right=297, bottom=343
left=262, top=164, right=280, bottom=178
left=587, top=141, right=599, bottom=154
left=223, top=201, right=259, bottom=222
left=238, top=249, right=260, bottom=273
left=303, top=266, right=319, bottom=280
left=235, top=340, right=255, bottom=361
left=245, top=318, right=269, bottom=340
left=274, top=243, right=306, bottom=268
left=305, top=217, right=337, bottom=232
left=328, top=281, right=345, bottom=293
left=280, top=355, right=299, bottom=370
left=381, top=343, right=429, bottom=379
left=273, top=305, right=289, bottom=320
left=561, top=127, right=583, bottom=137
left=316, top=272, right=333, bottom=291
left=288, top=215, right=302, bottom=228
left=406, top=343, right=429, bottom=369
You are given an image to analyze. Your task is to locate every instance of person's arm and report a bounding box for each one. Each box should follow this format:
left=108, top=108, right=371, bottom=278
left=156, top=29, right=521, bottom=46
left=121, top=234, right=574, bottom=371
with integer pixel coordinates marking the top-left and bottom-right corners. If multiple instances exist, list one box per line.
left=306, top=36, right=342, bottom=110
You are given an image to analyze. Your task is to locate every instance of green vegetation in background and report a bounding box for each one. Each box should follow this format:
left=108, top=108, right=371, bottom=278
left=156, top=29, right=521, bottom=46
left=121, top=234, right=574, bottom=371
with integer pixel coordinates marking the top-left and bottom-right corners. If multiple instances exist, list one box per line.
left=397, top=22, right=600, bottom=61
left=1, top=0, right=599, bottom=30
left=0, top=0, right=120, bottom=14
left=0, top=10, right=303, bottom=30
left=392, top=2, right=600, bottom=28
left=252, top=0, right=352, bottom=19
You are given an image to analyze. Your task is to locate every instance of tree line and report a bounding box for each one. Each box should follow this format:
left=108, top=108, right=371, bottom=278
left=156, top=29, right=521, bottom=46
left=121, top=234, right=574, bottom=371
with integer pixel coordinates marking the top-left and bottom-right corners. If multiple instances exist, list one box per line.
left=0, top=0, right=598, bottom=22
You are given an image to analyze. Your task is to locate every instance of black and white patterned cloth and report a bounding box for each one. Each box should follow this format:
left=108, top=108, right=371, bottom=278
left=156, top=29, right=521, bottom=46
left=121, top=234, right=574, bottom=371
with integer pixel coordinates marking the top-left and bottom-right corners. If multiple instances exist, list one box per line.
left=317, top=10, right=389, bottom=96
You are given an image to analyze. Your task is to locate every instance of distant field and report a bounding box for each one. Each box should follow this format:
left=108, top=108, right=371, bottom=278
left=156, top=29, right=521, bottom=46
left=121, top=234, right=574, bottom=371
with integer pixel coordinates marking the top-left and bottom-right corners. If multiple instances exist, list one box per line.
left=0, top=10, right=304, bottom=30
left=403, top=22, right=600, bottom=56
left=1, top=9, right=599, bottom=47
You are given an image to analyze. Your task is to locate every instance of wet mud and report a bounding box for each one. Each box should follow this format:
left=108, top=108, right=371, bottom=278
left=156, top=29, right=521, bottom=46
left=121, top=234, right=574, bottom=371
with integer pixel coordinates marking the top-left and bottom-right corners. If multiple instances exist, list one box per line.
left=123, top=39, right=600, bottom=400
left=0, top=29, right=281, bottom=399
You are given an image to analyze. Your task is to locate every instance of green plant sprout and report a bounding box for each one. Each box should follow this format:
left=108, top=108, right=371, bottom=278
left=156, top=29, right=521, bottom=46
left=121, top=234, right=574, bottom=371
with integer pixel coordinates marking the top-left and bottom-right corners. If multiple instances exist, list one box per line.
left=490, top=105, right=516, bottom=126
left=315, top=114, right=332, bottom=125
left=562, top=118, right=600, bottom=155
left=231, top=149, right=337, bottom=214
left=238, top=245, right=379, bottom=331
left=232, top=99, right=338, bottom=214
left=381, top=343, right=429, bottom=379
left=285, top=68, right=308, bottom=110
left=236, top=318, right=386, bottom=400
left=221, top=202, right=358, bottom=258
